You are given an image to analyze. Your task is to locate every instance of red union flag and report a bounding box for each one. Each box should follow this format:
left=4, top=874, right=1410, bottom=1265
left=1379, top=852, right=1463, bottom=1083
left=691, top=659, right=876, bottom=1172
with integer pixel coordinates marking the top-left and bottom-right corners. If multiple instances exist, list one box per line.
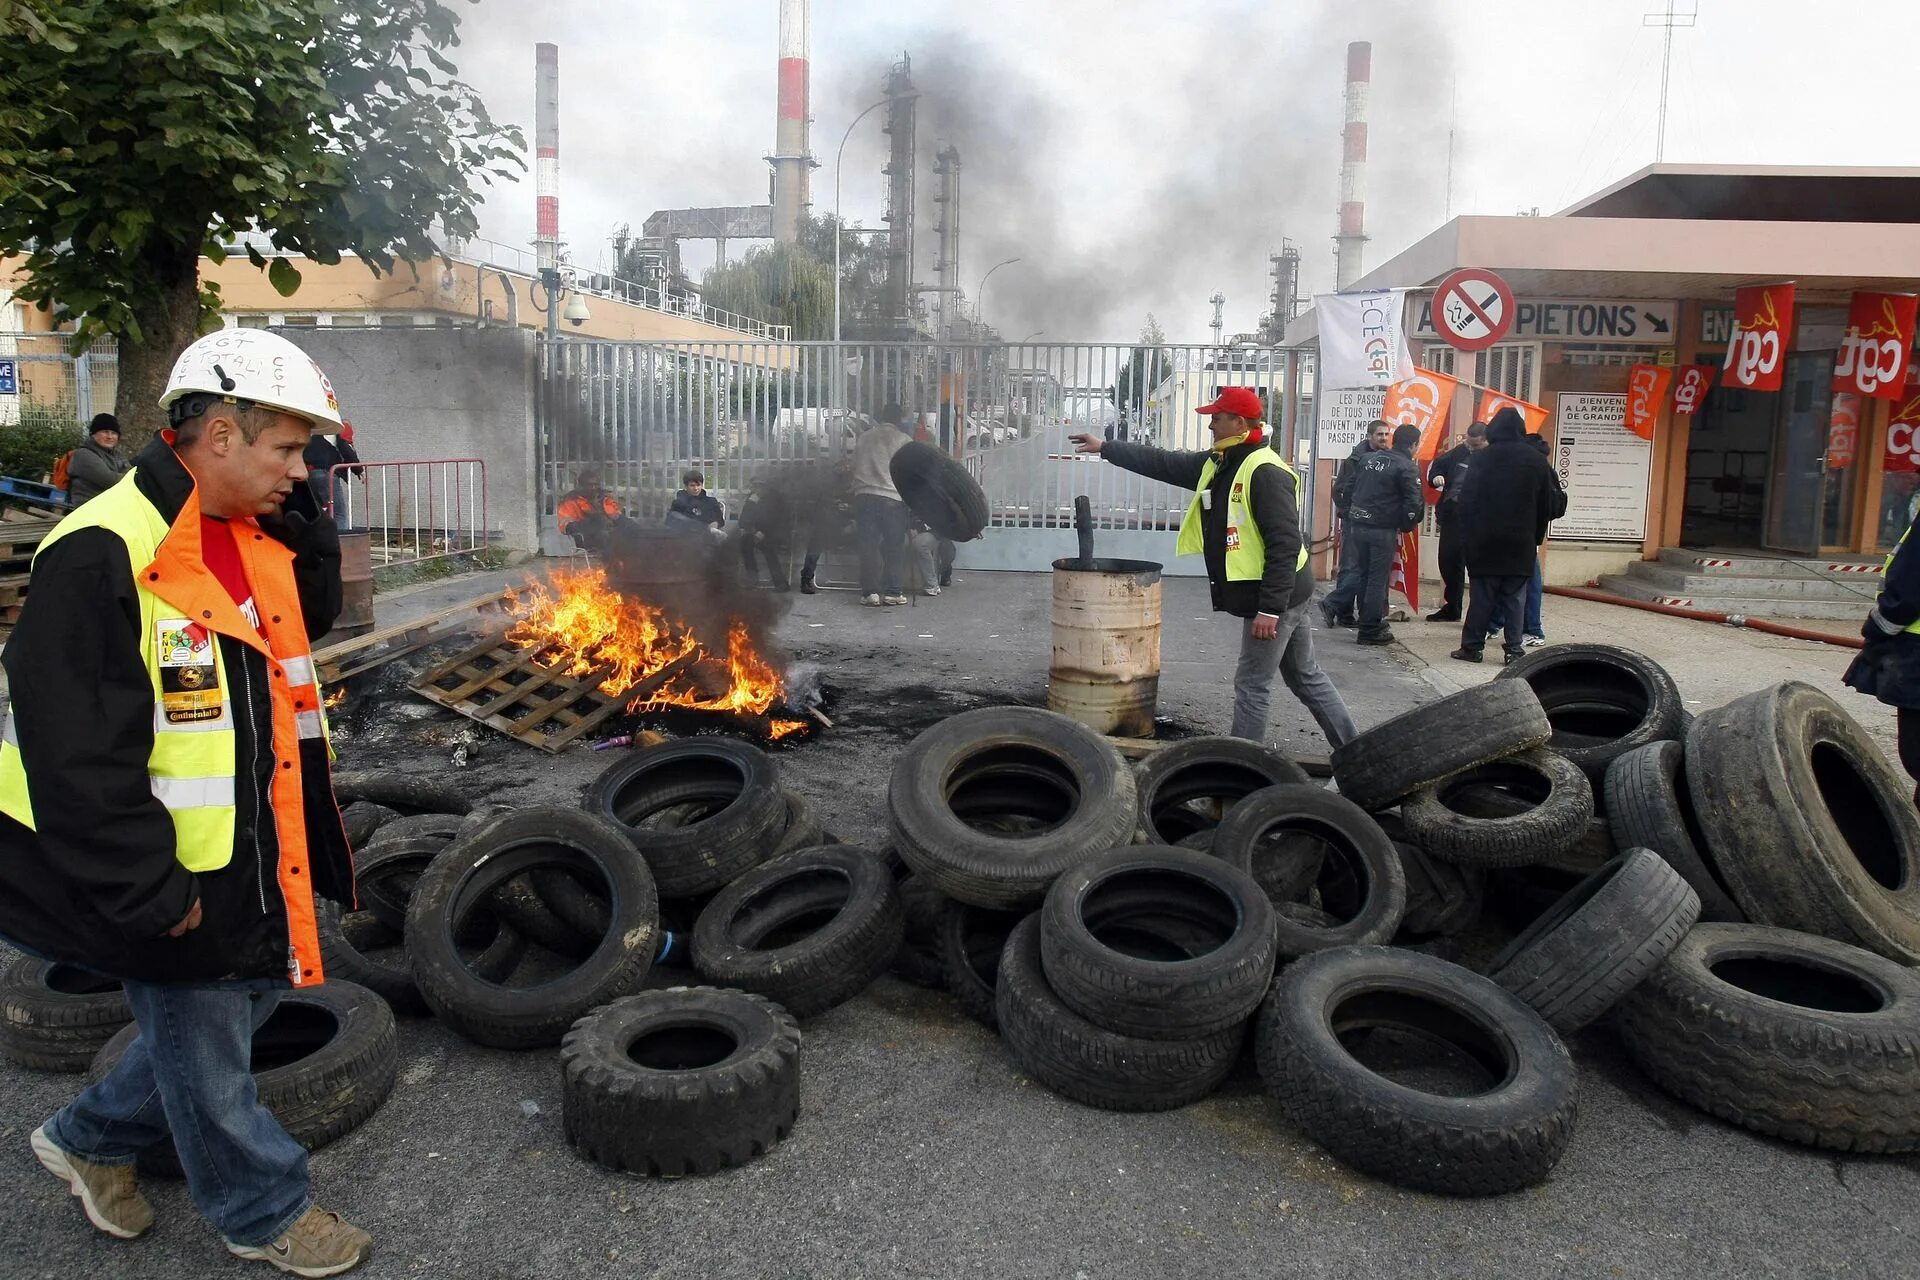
left=1724, top=283, right=1795, bottom=391
left=1834, top=291, right=1918, bottom=400
left=1475, top=387, right=1549, bottom=434
left=1385, top=369, right=1460, bottom=504
left=1389, top=527, right=1419, bottom=612
left=1827, top=393, right=1862, bottom=470
left=1671, top=364, right=1715, bottom=418
left=1887, top=368, right=1920, bottom=474
left=1624, top=364, right=1672, bottom=441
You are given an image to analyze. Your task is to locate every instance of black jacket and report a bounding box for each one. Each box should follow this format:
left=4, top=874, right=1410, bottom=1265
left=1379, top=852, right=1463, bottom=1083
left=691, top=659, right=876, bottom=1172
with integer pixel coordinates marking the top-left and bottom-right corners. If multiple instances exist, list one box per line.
left=1428, top=443, right=1476, bottom=514
left=0, top=439, right=352, bottom=983
left=1845, top=511, right=1920, bottom=708
left=1331, top=439, right=1373, bottom=516
left=66, top=439, right=131, bottom=506
left=1457, top=433, right=1560, bottom=577
left=1102, top=439, right=1311, bottom=617
left=669, top=490, right=726, bottom=528
left=1345, top=446, right=1423, bottom=531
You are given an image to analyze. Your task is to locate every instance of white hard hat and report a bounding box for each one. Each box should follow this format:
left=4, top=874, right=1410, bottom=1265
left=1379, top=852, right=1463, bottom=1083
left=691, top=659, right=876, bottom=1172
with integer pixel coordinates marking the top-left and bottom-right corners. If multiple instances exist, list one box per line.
left=159, top=328, right=343, bottom=429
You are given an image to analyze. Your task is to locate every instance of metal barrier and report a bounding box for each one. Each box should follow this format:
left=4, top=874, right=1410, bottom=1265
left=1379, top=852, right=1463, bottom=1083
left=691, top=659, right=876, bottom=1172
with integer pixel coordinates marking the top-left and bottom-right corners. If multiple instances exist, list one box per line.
left=538, top=339, right=1300, bottom=571
left=326, top=458, right=487, bottom=566
left=0, top=333, right=118, bottom=427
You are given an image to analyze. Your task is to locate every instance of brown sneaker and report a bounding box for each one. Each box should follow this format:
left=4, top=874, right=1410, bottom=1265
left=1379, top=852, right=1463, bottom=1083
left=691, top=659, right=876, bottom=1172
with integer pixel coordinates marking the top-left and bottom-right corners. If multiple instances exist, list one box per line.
left=226, top=1207, right=372, bottom=1277
left=31, top=1124, right=154, bottom=1240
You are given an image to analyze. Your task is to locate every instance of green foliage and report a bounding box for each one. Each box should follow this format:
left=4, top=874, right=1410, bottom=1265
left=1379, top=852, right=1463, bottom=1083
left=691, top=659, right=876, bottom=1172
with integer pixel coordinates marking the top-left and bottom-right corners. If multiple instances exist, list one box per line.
left=699, top=241, right=836, bottom=340
left=0, top=0, right=524, bottom=345
left=0, top=406, right=84, bottom=481
left=1113, top=313, right=1172, bottom=419
left=796, top=214, right=891, bottom=330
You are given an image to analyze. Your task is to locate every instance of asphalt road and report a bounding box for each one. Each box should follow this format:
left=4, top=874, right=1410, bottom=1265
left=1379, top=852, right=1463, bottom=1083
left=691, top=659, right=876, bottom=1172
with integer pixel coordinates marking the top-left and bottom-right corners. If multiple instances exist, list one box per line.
left=3, top=573, right=1915, bottom=1279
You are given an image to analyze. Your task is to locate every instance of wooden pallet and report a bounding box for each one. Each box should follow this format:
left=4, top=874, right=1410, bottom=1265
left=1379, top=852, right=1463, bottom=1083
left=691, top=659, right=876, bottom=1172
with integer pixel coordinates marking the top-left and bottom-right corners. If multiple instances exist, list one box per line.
left=409, top=635, right=696, bottom=753
left=313, top=587, right=514, bottom=684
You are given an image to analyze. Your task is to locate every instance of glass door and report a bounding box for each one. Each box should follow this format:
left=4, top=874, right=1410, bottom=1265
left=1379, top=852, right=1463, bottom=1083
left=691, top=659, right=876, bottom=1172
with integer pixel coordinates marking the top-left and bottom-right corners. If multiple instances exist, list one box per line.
left=1763, top=351, right=1839, bottom=554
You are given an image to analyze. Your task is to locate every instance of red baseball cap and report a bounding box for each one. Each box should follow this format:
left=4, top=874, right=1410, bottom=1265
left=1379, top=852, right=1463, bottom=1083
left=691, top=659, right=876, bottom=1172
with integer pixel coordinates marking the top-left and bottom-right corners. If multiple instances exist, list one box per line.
left=1196, top=387, right=1264, bottom=420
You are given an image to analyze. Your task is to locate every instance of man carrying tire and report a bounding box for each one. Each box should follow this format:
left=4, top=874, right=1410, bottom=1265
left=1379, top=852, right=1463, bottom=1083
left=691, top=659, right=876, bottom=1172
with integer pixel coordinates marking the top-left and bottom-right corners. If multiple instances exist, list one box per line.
left=850, top=402, right=913, bottom=606
left=0, top=329, right=373, bottom=1276
left=1070, top=387, right=1357, bottom=748
left=1845, top=504, right=1920, bottom=804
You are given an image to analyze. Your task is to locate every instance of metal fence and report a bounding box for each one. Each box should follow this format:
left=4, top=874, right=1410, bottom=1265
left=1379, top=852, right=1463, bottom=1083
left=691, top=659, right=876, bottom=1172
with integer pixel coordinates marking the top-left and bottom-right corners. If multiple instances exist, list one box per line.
left=537, top=339, right=1299, bottom=570
left=0, top=334, right=118, bottom=428
left=326, top=459, right=488, bottom=566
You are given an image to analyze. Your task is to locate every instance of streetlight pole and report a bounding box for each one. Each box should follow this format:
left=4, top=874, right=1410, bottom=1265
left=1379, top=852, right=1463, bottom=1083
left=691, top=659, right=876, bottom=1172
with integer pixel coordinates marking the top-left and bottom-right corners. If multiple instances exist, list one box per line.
left=834, top=96, right=910, bottom=427
left=975, top=257, right=1021, bottom=331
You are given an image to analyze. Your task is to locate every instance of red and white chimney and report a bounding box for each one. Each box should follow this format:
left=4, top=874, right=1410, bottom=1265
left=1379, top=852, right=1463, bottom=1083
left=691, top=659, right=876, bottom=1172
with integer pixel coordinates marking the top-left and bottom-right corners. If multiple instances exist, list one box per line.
left=770, top=0, right=812, bottom=244
left=1334, top=40, right=1370, bottom=291
left=535, top=42, right=560, bottom=273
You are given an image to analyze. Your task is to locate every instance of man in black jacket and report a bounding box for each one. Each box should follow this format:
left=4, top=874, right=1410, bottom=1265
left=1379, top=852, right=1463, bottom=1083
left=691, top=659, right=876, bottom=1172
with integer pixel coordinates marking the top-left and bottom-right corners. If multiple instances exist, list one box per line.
left=1424, top=419, right=1486, bottom=621
left=1323, top=422, right=1387, bottom=626
left=1845, top=505, right=1920, bottom=804
left=64, top=413, right=131, bottom=506
left=1453, top=408, right=1562, bottom=664
left=1321, top=422, right=1423, bottom=645
left=1069, top=387, right=1356, bottom=747
left=2, top=328, right=373, bottom=1272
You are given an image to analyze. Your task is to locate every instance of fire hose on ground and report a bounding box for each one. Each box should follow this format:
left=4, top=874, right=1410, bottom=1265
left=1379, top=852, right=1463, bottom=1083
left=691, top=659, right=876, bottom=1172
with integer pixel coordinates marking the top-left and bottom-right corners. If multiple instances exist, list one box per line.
left=1544, top=585, right=1864, bottom=652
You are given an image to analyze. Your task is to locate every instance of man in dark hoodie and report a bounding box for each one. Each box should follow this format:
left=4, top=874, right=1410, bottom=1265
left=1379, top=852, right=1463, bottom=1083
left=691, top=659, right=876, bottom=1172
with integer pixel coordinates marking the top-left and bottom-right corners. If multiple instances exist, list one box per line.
left=1321, top=421, right=1423, bottom=645
left=1070, top=387, right=1356, bottom=747
left=1454, top=408, right=1562, bottom=664
left=1323, top=420, right=1387, bottom=626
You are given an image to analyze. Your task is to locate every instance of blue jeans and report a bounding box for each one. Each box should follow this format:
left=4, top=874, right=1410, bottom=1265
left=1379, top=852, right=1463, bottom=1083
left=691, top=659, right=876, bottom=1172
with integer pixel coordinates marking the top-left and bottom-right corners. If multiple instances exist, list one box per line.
left=1325, top=520, right=1365, bottom=620
left=1487, top=556, right=1545, bottom=637
left=44, top=980, right=309, bottom=1248
left=854, top=494, right=909, bottom=596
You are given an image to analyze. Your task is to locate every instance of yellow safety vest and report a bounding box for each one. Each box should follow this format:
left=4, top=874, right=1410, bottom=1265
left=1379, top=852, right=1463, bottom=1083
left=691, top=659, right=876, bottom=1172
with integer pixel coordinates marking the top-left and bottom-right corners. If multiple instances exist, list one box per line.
left=0, top=472, right=332, bottom=873
left=1885, top=525, right=1920, bottom=635
left=1175, top=446, right=1310, bottom=580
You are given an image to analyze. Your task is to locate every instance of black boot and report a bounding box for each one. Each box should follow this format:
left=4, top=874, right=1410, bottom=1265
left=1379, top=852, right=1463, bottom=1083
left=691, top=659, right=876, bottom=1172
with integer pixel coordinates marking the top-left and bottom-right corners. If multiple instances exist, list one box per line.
left=799, top=570, right=817, bottom=595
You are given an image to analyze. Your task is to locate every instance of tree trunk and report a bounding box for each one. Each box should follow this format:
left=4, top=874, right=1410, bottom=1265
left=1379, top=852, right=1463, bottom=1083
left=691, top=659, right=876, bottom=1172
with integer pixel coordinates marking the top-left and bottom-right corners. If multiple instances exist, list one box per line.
left=117, top=246, right=204, bottom=451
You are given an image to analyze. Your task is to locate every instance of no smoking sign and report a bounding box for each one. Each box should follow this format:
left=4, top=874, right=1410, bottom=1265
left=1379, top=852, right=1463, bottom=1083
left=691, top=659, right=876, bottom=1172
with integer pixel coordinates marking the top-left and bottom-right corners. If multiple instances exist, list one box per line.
left=1434, top=268, right=1516, bottom=352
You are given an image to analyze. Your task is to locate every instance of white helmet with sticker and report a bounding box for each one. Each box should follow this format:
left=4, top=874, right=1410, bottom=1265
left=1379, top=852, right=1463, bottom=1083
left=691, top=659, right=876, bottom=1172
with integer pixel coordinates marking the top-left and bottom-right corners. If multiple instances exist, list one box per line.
left=159, top=328, right=343, bottom=429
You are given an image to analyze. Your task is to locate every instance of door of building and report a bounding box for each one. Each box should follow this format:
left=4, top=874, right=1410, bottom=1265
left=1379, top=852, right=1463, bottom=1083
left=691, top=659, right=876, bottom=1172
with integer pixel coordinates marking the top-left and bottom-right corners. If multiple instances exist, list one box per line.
left=1762, top=350, right=1853, bottom=554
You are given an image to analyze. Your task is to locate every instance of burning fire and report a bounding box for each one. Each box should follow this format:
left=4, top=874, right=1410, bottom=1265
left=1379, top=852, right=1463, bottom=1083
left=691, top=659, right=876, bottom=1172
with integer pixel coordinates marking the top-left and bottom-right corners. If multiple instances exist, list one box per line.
left=508, top=569, right=805, bottom=739
left=324, top=687, right=347, bottom=711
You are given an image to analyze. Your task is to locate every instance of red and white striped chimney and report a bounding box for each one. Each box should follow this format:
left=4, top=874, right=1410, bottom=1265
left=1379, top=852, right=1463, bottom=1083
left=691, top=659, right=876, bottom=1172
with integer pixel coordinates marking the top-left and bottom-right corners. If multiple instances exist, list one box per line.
left=1334, top=40, right=1370, bottom=291
left=535, top=42, right=560, bottom=273
left=770, top=0, right=811, bottom=244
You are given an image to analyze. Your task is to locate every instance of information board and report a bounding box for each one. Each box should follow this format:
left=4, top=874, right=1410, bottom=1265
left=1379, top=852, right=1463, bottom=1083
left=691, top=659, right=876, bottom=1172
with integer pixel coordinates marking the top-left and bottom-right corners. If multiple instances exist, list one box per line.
left=1553, top=392, right=1651, bottom=542
left=1315, top=386, right=1385, bottom=456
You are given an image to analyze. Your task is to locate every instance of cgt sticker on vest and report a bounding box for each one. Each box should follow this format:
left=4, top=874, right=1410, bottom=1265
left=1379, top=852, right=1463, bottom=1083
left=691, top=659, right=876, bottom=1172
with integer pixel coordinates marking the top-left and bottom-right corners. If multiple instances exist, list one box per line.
left=156, top=620, right=225, bottom=724
left=1225, top=525, right=1241, bottom=551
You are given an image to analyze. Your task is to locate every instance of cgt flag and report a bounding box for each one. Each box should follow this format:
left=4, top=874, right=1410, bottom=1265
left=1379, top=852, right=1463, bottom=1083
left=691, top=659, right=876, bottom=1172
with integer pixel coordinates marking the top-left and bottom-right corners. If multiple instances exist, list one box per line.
left=1672, top=364, right=1716, bottom=418
left=1724, top=283, right=1795, bottom=392
left=1315, top=289, right=1415, bottom=390
left=1886, top=378, right=1920, bottom=474
left=1385, top=369, right=1461, bottom=504
left=1834, top=291, right=1919, bottom=401
left=1476, top=387, right=1549, bottom=435
left=1625, top=364, right=1673, bottom=441
left=1389, top=527, right=1419, bottom=613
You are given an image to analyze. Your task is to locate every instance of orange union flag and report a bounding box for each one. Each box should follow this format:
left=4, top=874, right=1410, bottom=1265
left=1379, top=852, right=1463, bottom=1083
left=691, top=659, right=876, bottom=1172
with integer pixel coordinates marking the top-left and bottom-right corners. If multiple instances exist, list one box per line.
left=1725, top=283, right=1795, bottom=391
left=1625, top=364, right=1672, bottom=441
left=1834, top=291, right=1918, bottom=400
left=1386, top=369, right=1460, bottom=503
left=1476, top=387, right=1549, bottom=435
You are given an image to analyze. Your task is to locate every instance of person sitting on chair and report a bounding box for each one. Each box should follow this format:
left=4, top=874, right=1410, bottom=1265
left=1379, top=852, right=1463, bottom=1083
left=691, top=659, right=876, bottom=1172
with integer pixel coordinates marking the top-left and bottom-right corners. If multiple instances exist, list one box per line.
left=665, top=469, right=726, bottom=542
left=557, top=466, right=624, bottom=553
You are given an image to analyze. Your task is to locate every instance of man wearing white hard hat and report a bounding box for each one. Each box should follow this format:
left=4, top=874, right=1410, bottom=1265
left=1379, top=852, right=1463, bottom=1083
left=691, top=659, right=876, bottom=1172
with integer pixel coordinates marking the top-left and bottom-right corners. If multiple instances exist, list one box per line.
left=0, top=328, right=373, bottom=1275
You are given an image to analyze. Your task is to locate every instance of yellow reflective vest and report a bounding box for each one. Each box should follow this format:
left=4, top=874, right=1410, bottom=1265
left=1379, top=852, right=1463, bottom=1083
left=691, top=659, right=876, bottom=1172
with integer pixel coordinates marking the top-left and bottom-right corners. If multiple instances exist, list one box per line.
left=1884, top=525, right=1920, bottom=635
left=1174, top=446, right=1310, bottom=580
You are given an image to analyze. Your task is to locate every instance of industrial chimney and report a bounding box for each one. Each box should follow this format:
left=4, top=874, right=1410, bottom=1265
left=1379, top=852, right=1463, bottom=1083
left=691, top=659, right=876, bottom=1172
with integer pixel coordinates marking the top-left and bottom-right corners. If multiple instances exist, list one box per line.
left=770, top=0, right=813, bottom=244
left=1334, top=41, right=1370, bottom=291
left=535, top=42, right=560, bottom=273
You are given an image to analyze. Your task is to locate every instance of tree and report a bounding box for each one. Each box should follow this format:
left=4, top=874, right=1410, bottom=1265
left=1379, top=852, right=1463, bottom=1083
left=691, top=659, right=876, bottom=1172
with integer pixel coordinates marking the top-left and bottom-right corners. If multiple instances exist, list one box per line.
left=699, top=242, right=835, bottom=340
left=1113, top=312, right=1172, bottom=426
left=0, top=0, right=522, bottom=438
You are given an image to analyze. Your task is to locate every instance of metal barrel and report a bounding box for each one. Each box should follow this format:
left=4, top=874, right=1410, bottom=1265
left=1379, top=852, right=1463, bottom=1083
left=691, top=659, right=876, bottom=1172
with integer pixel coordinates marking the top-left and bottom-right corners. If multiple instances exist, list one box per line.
left=1047, top=557, right=1163, bottom=738
left=336, top=530, right=374, bottom=634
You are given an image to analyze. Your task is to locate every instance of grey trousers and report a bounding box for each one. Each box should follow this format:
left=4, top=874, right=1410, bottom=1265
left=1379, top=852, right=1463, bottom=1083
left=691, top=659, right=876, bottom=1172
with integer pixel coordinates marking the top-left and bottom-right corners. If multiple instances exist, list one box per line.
left=1322, top=524, right=1398, bottom=638
left=1231, top=602, right=1359, bottom=748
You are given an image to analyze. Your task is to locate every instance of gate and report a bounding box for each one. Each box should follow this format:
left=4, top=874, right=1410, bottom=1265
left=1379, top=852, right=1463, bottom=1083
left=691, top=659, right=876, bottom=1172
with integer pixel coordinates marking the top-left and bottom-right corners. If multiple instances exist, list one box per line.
left=536, top=339, right=1299, bottom=572
left=0, top=334, right=118, bottom=428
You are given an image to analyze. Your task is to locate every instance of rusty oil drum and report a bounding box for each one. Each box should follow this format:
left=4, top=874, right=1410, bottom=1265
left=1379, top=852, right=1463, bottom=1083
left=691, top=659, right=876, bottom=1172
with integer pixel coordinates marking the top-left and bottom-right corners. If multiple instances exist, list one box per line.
left=1047, top=557, right=1164, bottom=737
left=336, top=530, right=374, bottom=635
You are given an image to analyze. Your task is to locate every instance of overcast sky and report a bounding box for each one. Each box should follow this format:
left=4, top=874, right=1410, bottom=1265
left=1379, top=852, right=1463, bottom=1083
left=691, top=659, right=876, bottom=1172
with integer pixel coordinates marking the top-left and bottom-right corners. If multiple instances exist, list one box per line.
left=445, top=1, right=1915, bottom=343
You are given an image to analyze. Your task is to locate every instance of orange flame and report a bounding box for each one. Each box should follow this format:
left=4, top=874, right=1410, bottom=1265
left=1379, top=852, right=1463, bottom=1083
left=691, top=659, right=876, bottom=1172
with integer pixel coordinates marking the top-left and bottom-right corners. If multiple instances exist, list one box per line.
left=508, top=569, right=806, bottom=738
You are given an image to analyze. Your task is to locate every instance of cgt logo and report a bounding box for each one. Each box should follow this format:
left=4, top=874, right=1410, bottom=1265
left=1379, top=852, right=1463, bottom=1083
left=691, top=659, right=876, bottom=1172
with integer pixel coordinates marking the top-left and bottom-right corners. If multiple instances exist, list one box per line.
left=1887, top=394, right=1920, bottom=473
left=1835, top=292, right=1918, bottom=400
left=1835, top=329, right=1904, bottom=396
left=1725, top=285, right=1794, bottom=391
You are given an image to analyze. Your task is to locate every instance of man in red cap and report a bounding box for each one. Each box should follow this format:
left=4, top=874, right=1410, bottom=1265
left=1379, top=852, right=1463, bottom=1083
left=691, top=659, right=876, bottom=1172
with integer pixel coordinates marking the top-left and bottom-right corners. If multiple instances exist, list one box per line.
left=1070, top=387, right=1356, bottom=748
